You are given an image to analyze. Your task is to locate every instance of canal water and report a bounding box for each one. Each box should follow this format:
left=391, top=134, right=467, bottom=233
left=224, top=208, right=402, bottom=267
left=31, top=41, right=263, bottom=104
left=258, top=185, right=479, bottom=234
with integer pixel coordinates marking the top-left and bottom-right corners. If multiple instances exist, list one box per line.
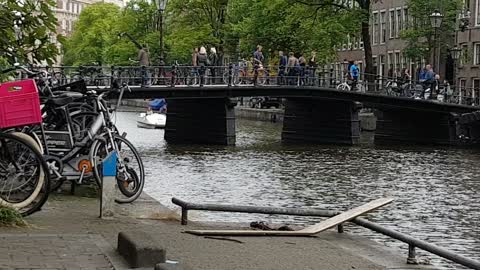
left=115, top=111, right=479, bottom=269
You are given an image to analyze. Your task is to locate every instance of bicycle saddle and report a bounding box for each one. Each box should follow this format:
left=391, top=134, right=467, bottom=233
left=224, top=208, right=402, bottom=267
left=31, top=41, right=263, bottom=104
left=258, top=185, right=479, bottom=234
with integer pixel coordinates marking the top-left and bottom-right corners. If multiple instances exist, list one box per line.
left=50, top=96, right=74, bottom=106
left=54, top=91, right=84, bottom=99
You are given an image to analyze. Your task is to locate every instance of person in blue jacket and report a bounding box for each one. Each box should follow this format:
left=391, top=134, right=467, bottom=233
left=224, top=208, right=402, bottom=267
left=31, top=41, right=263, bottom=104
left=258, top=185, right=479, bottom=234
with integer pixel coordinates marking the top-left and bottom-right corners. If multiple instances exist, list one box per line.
left=350, top=61, right=360, bottom=91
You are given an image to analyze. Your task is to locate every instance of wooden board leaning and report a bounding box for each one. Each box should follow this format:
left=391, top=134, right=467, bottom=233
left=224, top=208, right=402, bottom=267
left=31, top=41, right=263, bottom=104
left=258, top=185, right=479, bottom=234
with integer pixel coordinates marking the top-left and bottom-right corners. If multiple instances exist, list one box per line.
left=185, top=197, right=394, bottom=236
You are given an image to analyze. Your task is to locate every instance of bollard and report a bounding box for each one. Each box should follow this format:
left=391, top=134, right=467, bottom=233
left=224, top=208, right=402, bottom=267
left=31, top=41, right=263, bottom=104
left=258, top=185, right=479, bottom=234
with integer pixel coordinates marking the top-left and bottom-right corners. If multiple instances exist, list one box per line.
left=100, top=151, right=117, bottom=219
left=337, top=224, right=344, bottom=233
left=407, top=244, right=417, bottom=264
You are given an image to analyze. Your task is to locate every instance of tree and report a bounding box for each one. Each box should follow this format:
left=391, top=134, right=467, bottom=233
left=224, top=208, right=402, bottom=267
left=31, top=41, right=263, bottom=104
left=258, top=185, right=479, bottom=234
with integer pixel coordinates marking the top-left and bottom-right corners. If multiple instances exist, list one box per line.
left=63, top=3, right=121, bottom=66
left=401, top=0, right=462, bottom=66
left=293, top=0, right=378, bottom=84
left=228, top=0, right=358, bottom=63
left=64, top=0, right=166, bottom=66
left=166, top=0, right=229, bottom=62
left=0, top=0, right=62, bottom=65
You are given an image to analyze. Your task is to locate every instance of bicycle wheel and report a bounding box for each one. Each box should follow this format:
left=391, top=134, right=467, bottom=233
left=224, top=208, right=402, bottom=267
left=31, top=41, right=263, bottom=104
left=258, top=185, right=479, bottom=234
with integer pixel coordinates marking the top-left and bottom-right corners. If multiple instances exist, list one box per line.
left=337, top=83, right=350, bottom=91
left=90, top=135, right=144, bottom=203
left=357, top=84, right=366, bottom=93
left=52, top=72, right=68, bottom=86
left=94, top=75, right=111, bottom=89
left=0, top=132, right=50, bottom=216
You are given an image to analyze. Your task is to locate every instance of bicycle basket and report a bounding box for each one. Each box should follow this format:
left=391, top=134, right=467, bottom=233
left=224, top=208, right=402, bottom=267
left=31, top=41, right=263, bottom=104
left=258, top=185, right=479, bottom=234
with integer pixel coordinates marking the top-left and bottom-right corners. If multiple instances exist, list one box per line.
left=0, top=79, right=42, bottom=128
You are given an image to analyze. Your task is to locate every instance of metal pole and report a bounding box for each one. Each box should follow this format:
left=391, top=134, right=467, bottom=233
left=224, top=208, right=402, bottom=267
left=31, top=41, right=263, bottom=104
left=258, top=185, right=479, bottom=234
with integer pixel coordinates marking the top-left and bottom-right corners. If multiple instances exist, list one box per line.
left=433, top=28, right=437, bottom=69
left=160, top=10, right=164, bottom=61
left=171, top=198, right=480, bottom=270
left=437, top=29, right=441, bottom=75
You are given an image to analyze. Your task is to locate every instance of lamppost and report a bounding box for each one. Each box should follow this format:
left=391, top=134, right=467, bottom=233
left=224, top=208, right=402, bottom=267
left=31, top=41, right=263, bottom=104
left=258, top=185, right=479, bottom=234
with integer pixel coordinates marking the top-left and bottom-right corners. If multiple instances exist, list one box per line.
left=430, top=10, right=443, bottom=72
left=156, top=0, right=168, bottom=63
left=450, top=47, right=461, bottom=92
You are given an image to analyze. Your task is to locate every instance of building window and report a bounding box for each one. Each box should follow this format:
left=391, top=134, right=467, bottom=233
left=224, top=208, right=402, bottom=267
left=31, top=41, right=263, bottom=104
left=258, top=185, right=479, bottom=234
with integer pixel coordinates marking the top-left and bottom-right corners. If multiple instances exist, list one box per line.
left=395, top=52, right=401, bottom=76
left=473, top=79, right=480, bottom=105
left=380, top=11, right=386, bottom=44
left=66, top=1, right=70, bottom=12
left=396, top=8, right=402, bottom=37
left=372, top=12, right=379, bottom=45
left=474, top=43, right=480, bottom=65
left=403, top=8, right=409, bottom=29
left=57, top=0, right=63, bottom=9
left=387, top=52, right=394, bottom=77
left=476, top=0, right=480, bottom=26
left=359, top=36, right=364, bottom=49
left=389, top=9, right=396, bottom=39
left=460, top=79, right=467, bottom=103
left=66, top=20, right=70, bottom=32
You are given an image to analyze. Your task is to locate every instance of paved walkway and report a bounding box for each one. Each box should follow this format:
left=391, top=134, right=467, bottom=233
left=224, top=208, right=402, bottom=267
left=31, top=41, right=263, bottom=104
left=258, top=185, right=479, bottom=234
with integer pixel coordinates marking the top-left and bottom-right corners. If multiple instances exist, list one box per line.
left=0, top=194, right=436, bottom=270
left=0, top=234, right=112, bottom=270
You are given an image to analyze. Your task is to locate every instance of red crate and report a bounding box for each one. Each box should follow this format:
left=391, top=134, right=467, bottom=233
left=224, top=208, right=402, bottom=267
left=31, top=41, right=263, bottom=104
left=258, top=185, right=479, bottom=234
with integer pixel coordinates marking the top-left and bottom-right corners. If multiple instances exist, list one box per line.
left=0, top=79, right=42, bottom=128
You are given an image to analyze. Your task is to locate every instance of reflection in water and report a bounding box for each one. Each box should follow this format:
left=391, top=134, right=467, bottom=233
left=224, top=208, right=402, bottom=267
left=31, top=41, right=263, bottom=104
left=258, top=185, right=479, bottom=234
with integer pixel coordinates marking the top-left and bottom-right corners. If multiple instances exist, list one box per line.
left=114, top=112, right=480, bottom=269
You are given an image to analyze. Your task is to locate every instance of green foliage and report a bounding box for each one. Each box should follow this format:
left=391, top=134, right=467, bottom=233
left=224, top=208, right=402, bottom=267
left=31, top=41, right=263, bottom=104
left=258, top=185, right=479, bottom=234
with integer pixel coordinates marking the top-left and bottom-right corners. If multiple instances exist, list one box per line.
left=0, top=0, right=62, bottom=65
left=64, top=0, right=361, bottom=65
left=63, top=3, right=121, bottom=66
left=64, top=0, right=164, bottom=66
left=401, top=0, right=462, bottom=61
left=0, top=206, right=27, bottom=227
left=227, top=0, right=360, bottom=63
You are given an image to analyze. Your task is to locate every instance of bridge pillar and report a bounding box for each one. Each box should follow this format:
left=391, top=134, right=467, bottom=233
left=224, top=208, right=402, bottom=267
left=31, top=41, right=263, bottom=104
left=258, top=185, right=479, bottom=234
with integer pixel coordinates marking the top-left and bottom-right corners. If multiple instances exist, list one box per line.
left=164, top=98, right=236, bottom=145
left=375, top=108, right=457, bottom=145
left=282, top=98, right=361, bottom=145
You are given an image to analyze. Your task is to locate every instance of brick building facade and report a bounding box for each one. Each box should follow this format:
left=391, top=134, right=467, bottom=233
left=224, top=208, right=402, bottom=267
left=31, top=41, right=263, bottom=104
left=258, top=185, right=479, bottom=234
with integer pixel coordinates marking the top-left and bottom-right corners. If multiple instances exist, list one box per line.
left=456, top=0, right=480, bottom=100
left=335, top=0, right=450, bottom=86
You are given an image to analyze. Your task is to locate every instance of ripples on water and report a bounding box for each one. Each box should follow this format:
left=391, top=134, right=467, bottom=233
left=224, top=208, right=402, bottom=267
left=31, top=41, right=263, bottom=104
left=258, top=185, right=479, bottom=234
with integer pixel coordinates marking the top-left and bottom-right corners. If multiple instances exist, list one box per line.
left=114, top=112, right=480, bottom=269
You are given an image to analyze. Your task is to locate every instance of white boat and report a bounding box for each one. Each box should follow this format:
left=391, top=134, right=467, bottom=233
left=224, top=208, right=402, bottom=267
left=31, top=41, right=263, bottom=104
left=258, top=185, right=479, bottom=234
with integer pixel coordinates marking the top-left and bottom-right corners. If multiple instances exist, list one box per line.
left=137, top=112, right=167, bottom=129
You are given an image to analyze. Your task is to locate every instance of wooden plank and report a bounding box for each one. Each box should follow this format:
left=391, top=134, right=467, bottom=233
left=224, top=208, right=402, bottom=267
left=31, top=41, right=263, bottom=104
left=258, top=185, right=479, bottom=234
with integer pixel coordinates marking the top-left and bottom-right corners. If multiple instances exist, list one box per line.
left=185, top=197, right=393, bottom=236
left=298, top=197, right=393, bottom=234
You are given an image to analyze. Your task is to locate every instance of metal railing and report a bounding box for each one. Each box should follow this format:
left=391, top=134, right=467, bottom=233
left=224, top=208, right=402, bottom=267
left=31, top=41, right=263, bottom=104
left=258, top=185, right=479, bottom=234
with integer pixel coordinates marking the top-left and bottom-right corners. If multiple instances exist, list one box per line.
left=9, top=64, right=480, bottom=107
left=172, top=197, right=480, bottom=270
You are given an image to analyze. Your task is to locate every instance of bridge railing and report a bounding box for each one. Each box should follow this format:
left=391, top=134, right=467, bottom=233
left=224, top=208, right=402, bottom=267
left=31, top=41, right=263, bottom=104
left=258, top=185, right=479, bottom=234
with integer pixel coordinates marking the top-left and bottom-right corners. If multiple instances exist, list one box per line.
left=12, top=65, right=480, bottom=106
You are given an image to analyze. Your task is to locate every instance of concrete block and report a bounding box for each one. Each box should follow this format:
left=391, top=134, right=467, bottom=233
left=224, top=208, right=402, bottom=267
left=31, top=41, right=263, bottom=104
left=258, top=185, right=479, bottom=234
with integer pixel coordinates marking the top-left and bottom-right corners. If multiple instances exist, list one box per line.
left=117, top=231, right=166, bottom=268
left=155, top=262, right=192, bottom=270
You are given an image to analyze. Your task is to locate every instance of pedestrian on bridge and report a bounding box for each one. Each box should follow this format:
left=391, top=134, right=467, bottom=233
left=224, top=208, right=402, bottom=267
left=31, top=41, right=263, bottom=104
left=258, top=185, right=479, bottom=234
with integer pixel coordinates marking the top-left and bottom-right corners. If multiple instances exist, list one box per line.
left=308, top=51, right=318, bottom=86
left=350, top=61, right=360, bottom=91
left=422, top=65, right=435, bottom=99
left=299, top=52, right=306, bottom=86
left=190, top=48, right=199, bottom=85
left=287, top=52, right=298, bottom=85
left=278, top=51, right=288, bottom=85
left=209, top=47, right=218, bottom=84
left=138, top=44, right=150, bottom=87
left=197, top=46, right=208, bottom=87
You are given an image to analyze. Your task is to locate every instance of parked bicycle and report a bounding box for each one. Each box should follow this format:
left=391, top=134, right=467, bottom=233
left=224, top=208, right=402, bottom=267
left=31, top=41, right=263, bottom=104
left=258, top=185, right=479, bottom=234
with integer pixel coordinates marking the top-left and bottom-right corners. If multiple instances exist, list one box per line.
left=5, top=65, right=145, bottom=204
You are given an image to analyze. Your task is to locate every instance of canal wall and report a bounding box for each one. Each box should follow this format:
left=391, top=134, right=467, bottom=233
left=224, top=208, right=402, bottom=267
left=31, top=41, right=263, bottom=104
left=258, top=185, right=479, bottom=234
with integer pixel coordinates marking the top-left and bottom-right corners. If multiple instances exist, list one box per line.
left=234, top=107, right=377, bottom=131
left=116, top=99, right=377, bottom=131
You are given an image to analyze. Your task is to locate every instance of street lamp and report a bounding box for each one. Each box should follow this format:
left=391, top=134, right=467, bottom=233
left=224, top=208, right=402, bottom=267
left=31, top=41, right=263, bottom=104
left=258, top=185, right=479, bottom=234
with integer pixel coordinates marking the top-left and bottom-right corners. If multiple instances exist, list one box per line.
left=430, top=11, right=444, bottom=28
left=430, top=10, right=443, bottom=73
left=156, top=0, right=168, bottom=64
left=450, top=46, right=462, bottom=99
left=450, top=47, right=462, bottom=61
